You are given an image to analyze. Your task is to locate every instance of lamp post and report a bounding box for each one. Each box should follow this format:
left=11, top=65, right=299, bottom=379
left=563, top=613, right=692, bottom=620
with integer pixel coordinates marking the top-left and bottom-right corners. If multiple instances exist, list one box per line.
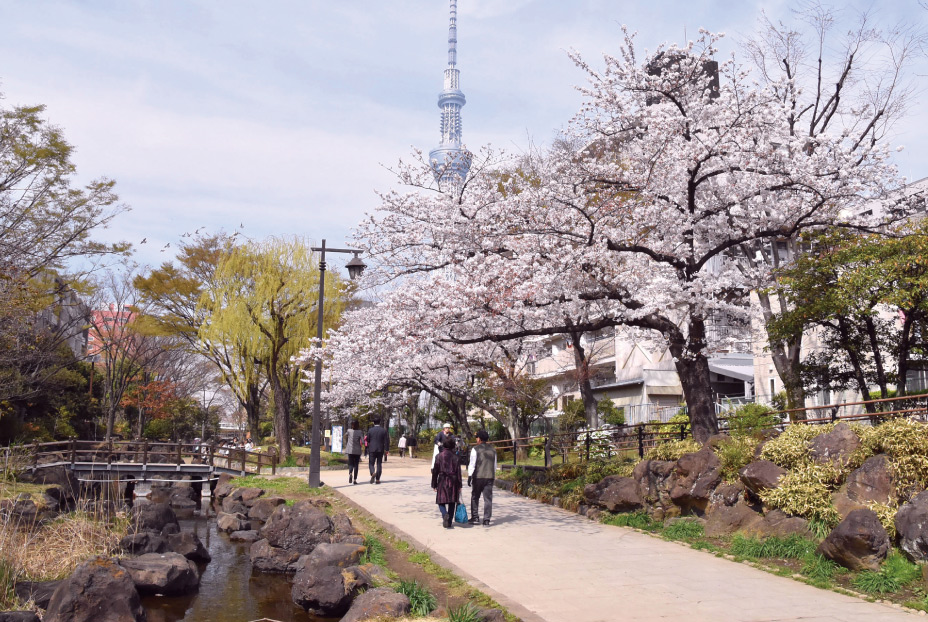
left=308, top=239, right=365, bottom=487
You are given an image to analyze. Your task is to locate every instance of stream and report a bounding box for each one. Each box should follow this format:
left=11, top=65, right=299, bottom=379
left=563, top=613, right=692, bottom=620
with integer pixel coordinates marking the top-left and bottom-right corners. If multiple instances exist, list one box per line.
left=134, top=490, right=335, bottom=622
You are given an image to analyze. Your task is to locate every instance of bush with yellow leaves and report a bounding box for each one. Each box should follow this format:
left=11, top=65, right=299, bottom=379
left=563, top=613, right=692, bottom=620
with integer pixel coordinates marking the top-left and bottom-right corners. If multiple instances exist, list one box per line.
left=865, top=501, right=898, bottom=539
left=644, top=438, right=701, bottom=461
left=759, top=462, right=843, bottom=526
left=759, top=423, right=835, bottom=470
left=857, top=418, right=928, bottom=501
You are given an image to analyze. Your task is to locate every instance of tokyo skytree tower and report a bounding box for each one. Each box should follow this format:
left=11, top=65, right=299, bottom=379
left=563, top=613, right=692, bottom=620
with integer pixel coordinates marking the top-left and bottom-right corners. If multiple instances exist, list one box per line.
left=428, top=0, right=472, bottom=184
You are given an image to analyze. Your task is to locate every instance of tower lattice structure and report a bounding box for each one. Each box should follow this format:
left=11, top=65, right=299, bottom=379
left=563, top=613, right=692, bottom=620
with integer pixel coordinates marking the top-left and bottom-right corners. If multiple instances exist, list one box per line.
left=429, top=0, right=472, bottom=184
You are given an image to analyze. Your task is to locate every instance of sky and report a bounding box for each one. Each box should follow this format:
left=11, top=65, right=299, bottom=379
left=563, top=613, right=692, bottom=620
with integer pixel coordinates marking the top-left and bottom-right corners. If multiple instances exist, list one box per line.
left=2, top=0, right=927, bottom=271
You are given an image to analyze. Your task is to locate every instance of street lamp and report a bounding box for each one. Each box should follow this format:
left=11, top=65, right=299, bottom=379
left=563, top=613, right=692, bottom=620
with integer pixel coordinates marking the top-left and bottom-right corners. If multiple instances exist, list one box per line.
left=308, top=239, right=366, bottom=487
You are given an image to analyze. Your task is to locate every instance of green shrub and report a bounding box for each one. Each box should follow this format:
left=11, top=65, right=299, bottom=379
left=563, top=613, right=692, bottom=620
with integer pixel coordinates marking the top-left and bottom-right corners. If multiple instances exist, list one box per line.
left=395, top=579, right=437, bottom=616
left=725, top=403, right=779, bottom=439
left=759, top=423, right=834, bottom=469
left=601, top=510, right=658, bottom=531
left=645, top=438, right=701, bottom=461
left=729, top=534, right=816, bottom=560
left=361, top=535, right=386, bottom=566
left=447, top=602, right=482, bottom=622
left=598, top=398, right=625, bottom=426
left=713, top=436, right=756, bottom=483
left=759, top=462, right=842, bottom=525
left=859, top=418, right=928, bottom=501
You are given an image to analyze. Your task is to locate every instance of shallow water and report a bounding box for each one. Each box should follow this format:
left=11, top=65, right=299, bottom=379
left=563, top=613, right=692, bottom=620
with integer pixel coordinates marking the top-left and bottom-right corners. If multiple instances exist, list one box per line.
left=139, top=500, right=333, bottom=622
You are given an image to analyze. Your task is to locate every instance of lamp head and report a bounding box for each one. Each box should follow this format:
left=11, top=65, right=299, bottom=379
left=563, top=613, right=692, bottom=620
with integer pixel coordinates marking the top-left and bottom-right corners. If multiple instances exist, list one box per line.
left=345, top=254, right=366, bottom=280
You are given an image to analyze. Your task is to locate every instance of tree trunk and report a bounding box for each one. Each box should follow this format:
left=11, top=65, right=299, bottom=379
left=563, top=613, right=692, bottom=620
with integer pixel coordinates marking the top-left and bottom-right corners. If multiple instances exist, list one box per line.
left=668, top=317, right=718, bottom=444
left=835, top=318, right=875, bottom=414
left=864, top=316, right=888, bottom=399
left=758, top=290, right=805, bottom=419
left=897, top=313, right=914, bottom=397
left=267, top=369, right=292, bottom=461
left=567, top=329, right=599, bottom=428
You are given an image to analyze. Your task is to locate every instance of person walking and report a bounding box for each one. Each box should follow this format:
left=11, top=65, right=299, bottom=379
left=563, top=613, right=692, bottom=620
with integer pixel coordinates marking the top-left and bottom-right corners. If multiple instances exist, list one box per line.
left=397, top=433, right=407, bottom=459
left=431, top=422, right=453, bottom=468
left=344, top=420, right=363, bottom=485
left=467, top=429, right=497, bottom=526
left=366, top=417, right=390, bottom=484
left=431, top=437, right=463, bottom=528
left=407, top=433, right=417, bottom=458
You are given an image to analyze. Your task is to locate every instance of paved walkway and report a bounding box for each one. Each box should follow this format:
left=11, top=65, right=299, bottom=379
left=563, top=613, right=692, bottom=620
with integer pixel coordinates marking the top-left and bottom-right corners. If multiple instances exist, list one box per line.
left=332, top=457, right=923, bottom=622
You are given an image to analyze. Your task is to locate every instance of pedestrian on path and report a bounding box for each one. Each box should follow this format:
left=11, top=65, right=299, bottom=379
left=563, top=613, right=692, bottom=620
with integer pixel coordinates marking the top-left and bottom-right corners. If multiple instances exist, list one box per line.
left=407, top=434, right=417, bottom=458
left=397, top=433, right=407, bottom=458
left=467, top=429, right=496, bottom=526
left=366, top=417, right=390, bottom=484
left=431, top=437, right=462, bottom=528
left=344, top=420, right=363, bottom=484
left=431, top=422, right=453, bottom=468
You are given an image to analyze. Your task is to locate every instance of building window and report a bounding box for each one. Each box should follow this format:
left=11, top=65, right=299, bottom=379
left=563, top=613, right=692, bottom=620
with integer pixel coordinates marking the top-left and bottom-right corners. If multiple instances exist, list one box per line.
left=769, top=378, right=776, bottom=396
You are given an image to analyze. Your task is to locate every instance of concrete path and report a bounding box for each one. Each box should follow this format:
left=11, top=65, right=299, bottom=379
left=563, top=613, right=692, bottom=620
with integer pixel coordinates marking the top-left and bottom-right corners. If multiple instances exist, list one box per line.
left=331, top=457, right=923, bottom=622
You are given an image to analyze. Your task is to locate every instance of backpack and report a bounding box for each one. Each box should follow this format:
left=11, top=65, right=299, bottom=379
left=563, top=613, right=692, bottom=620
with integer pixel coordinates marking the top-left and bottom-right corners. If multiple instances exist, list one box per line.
left=454, top=436, right=469, bottom=466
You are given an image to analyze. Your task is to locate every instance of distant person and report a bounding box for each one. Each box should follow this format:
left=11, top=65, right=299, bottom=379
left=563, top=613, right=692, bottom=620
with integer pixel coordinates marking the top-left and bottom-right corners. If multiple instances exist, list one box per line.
left=344, top=420, right=363, bottom=485
left=407, top=433, right=418, bottom=458
left=397, top=433, right=407, bottom=458
left=467, top=429, right=497, bottom=526
left=431, top=437, right=463, bottom=528
left=366, top=417, right=390, bottom=484
left=431, top=422, right=453, bottom=468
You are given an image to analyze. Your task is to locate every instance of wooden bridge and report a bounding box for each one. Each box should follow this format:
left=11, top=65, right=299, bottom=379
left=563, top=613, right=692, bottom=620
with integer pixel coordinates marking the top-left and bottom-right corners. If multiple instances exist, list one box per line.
left=8, top=439, right=279, bottom=484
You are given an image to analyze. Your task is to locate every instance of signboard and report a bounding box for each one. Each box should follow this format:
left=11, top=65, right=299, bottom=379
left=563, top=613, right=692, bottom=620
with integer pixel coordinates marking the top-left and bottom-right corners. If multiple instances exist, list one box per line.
left=330, top=425, right=343, bottom=454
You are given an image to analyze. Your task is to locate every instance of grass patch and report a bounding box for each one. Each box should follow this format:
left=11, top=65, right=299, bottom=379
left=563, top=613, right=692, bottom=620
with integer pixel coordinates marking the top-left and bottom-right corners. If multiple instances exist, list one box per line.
left=361, top=535, right=386, bottom=566
left=0, top=482, right=51, bottom=506
left=395, top=579, right=437, bottom=616
left=230, top=475, right=320, bottom=497
left=799, top=553, right=842, bottom=586
left=600, top=511, right=658, bottom=531
left=852, top=551, right=922, bottom=595
left=447, top=602, right=483, bottom=622
left=729, top=534, right=816, bottom=560
left=661, top=520, right=705, bottom=542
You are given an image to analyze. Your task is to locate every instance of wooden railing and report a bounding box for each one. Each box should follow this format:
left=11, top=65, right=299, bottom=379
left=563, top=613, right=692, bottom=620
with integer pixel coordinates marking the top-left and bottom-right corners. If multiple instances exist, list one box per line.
left=7, top=440, right=278, bottom=475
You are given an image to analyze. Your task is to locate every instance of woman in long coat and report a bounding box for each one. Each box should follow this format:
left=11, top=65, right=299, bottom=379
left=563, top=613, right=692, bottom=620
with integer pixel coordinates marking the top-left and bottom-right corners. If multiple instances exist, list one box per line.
left=344, top=420, right=363, bottom=484
left=431, top=437, right=463, bottom=528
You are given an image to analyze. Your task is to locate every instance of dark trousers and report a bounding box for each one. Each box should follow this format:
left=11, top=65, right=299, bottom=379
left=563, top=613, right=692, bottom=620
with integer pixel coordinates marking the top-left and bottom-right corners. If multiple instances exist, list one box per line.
left=438, top=502, right=456, bottom=518
left=368, top=451, right=384, bottom=480
left=471, top=478, right=494, bottom=521
left=347, top=454, right=361, bottom=480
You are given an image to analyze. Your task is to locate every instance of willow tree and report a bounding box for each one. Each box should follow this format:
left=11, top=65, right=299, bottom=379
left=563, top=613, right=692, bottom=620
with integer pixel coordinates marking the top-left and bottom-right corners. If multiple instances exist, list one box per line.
left=199, top=236, right=346, bottom=460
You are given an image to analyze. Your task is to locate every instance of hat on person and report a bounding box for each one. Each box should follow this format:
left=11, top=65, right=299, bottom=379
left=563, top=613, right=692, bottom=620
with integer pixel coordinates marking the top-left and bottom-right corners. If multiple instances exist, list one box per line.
left=442, top=423, right=452, bottom=429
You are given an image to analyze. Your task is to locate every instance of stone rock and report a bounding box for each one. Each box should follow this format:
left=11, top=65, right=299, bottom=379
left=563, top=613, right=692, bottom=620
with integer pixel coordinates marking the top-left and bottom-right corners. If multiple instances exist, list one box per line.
left=247, top=496, right=286, bottom=522
left=221, top=496, right=249, bottom=516
left=475, top=608, right=507, bottom=622
left=331, top=512, right=359, bottom=540
left=739, top=460, right=786, bottom=501
left=43, top=486, right=74, bottom=512
left=817, top=509, right=890, bottom=571
left=846, top=455, right=894, bottom=505
left=14, top=579, right=61, bottom=609
left=745, top=509, right=811, bottom=539
left=632, top=459, right=675, bottom=504
left=161, top=523, right=180, bottom=536
left=130, top=502, right=179, bottom=534
left=357, top=563, right=391, bottom=586
left=809, top=422, right=860, bottom=467
left=704, top=502, right=764, bottom=537
left=213, top=473, right=234, bottom=498
left=582, top=476, right=643, bottom=512
left=895, top=490, right=928, bottom=562
left=216, top=511, right=251, bottom=533
left=230, top=486, right=264, bottom=506
left=832, top=489, right=868, bottom=520
left=169, top=486, right=198, bottom=503
left=120, top=532, right=168, bottom=555
left=261, top=500, right=333, bottom=555
left=302, top=542, right=365, bottom=569
left=338, top=586, right=410, bottom=622
left=44, top=556, right=144, bottom=622
left=166, top=531, right=211, bottom=563
left=169, top=497, right=197, bottom=513
left=291, top=564, right=371, bottom=616
left=668, top=447, right=722, bottom=514
left=250, top=538, right=301, bottom=573
left=8, top=499, right=38, bottom=525
left=0, top=612, right=40, bottom=622
left=19, top=466, right=80, bottom=501
left=708, top=482, right=744, bottom=509
left=229, top=530, right=261, bottom=543
left=120, top=552, right=200, bottom=596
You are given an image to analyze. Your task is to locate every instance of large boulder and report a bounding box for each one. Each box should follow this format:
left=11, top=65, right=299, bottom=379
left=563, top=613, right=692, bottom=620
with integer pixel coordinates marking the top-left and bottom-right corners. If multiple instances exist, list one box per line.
left=261, top=500, right=333, bottom=555
left=632, top=459, right=675, bottom=505
left=247, top=496, right=286, bottom=522
left=213, top=473, right=234, bottom=499
left=0, top=613, right=40, bottom=622
left=166, top=531, right=211, bottom=563
left=250, top=538, right=301, bottom=573
left=229, top=530, right=261, bottom=543
left=299, top=542, right=366, bottom=569
left=120, top=552, right=200, bottom=596
left=582, top=476, right=643, bottom=512
left=817, top=509, right=890, bottom=571
left=44, top=556, right=145, bottom=622
left=832, top=489, right=868, bottom=520
left=708, top=482, right=744, bottom=509
left=216, top=511, right=251, bottom=533
left=339, top=586, right=411, bottom=622
left=895, top=490, right=928, bottom=562
left=290, top=564, right=371, bottom=616
left=846, top=455, right=894, bottom=505
left=331, top=512, right=360, bottom=542
left=739, top=461, right=786, bottom=500
left=704, top=502, right=764, bottom=538
left=809, top=423, right=860, bottom=467
left=14, top=579, right=62, bottom=609
left=120, top=532, right=168, bottom=555
left=743, top=509, right=811, bottom=539
left=129, top=503, right=179, bottom=534
left=668, top=447, right=722, bottom=514
left=19, top=466, right=80, bottom=501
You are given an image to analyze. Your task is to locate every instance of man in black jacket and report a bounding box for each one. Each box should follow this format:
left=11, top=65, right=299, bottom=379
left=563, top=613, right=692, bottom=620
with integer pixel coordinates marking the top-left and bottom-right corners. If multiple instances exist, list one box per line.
left=467, top=429, right=497, bottom=526
left=366, top=417, right=390, bottom=484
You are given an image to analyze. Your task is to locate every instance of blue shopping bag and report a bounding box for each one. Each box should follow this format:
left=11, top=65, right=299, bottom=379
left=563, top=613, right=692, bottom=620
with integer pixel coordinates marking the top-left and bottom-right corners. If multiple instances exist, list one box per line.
left=454, top=503, right=469, bottom=524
